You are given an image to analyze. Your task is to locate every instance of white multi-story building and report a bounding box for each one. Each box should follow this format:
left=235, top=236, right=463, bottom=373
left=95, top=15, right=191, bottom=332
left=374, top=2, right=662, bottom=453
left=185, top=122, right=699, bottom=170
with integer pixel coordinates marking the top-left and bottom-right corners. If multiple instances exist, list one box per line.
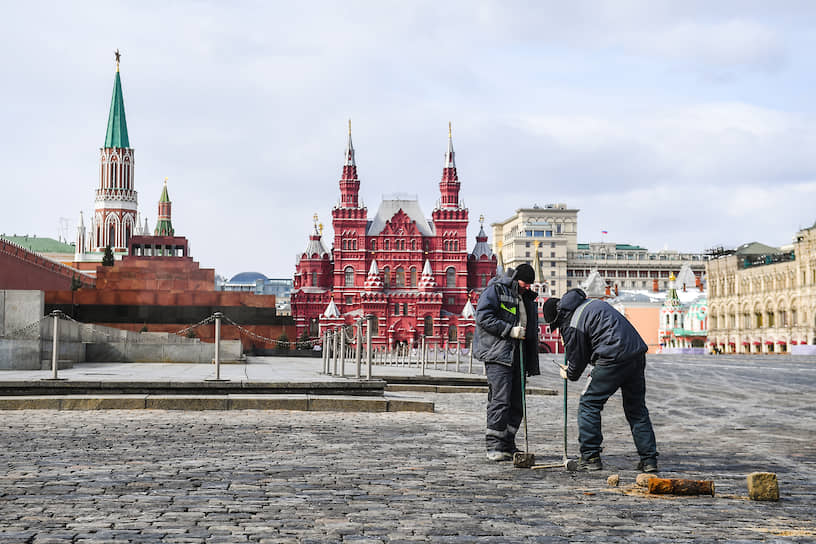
left=492, top=204, right=708, bottom=297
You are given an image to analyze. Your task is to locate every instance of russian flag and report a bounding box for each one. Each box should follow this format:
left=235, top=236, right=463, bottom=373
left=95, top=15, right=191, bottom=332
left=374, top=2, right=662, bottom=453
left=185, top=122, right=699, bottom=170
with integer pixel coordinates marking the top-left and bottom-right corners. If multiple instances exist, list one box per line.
left=601, top=230, right=608, bottom=234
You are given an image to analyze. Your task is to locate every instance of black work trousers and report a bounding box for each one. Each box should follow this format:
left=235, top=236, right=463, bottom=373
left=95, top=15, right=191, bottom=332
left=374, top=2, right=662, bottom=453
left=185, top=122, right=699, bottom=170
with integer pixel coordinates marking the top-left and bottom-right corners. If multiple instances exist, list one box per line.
left=484, top=359, right=523, bottom=452
left=577, top=354, right=658, bottom=462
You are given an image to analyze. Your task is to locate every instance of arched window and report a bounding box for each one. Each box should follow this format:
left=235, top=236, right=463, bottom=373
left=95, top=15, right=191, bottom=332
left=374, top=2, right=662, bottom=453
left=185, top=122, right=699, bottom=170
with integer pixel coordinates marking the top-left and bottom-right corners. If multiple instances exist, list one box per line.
left=109, top=224, right=115, bottom=248
left=448, top=325, right=458, bottom=343
left=465, top=331, right=474, bottom=346
left=383, top=267, right=390, bottom=287
left=424, top=316, right=433, bottom=337
left=395, top=267, right=405, bottom=288
left=371, top=240, right=377, bottom=250
left=308, top=318, right=319, bottom=337
left=411, top=240, right=416, bottom=250
left=410, top=267, right=417, bottom=287
left=369, top=316, right=379, bottom=335
left=384, top=239, right=390, bottom=250
left=446, top=267, right=456, bottom=288
left=344, top=266, right=354, bottom=287
left=311, top=271, right=317, bottom=286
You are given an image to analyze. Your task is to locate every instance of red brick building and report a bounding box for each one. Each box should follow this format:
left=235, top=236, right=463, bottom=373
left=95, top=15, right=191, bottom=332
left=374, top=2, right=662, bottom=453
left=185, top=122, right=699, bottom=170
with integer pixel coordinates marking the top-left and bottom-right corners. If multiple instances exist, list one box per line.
left=291, top=124, right=497, bottom=348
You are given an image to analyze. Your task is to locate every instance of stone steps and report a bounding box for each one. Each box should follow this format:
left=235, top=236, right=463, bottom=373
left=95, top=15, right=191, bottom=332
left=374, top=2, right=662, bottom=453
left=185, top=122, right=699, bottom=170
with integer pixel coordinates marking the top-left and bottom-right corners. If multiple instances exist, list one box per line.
left=0, top=394, right=433, bottom=412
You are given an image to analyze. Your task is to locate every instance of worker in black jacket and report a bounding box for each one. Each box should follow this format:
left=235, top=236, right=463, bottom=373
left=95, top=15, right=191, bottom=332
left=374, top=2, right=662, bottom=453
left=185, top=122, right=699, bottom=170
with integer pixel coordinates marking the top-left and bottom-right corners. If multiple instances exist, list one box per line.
left=474, top=264, right=540, bottom=462
left=543, top=288, right=659, bottom=472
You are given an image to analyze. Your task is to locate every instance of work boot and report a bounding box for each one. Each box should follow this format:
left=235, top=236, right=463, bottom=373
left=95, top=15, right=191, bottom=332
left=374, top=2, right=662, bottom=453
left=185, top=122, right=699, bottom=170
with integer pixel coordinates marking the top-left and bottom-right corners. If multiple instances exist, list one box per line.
left=637, top=458, right=659, bottom=473
left=574, top=454, right=603, bottom=471
left=486, top=450, right=513, bottom=462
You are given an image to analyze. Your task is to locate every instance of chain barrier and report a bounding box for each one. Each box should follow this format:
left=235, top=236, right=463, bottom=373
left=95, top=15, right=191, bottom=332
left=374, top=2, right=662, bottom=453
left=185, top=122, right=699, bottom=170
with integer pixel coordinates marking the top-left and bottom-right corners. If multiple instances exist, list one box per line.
left=173, top=315, right=216, bottom=337
left=3, top=315, right=51, bottom=339
left=220, top=314, right=322, bottom=349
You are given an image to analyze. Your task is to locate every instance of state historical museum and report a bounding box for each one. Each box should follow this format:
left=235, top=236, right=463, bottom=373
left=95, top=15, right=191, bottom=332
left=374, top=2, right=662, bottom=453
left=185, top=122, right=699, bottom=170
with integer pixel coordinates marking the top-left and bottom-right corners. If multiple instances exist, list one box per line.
left=291, top=124, right=497, bottom=348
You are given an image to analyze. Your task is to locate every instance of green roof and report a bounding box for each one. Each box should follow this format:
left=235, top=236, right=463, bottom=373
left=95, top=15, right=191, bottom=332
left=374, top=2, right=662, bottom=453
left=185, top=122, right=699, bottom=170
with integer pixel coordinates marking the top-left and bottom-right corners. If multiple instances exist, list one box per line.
left=104, top=70, right=130, bottom=148
left=1, top=235, right=74, bottom=254
left=159, top=182, right=171, bottom=203
left=615, top=244, right=646, bottom=251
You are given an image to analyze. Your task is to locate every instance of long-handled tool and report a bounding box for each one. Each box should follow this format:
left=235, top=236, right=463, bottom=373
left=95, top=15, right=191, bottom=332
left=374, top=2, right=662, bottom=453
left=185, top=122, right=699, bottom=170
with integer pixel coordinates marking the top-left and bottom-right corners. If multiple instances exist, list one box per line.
left=513, top=342, right=536, bottom=468
left=531, top=355, right=575, bottom=470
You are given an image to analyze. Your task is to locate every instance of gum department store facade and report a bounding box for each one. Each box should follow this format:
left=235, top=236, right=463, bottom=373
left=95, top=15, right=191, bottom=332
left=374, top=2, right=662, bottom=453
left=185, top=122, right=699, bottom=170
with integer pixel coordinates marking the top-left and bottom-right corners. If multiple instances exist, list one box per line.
left=707, top=226, right=816, bottom=354
left=290, top=125, right=497, bottom=348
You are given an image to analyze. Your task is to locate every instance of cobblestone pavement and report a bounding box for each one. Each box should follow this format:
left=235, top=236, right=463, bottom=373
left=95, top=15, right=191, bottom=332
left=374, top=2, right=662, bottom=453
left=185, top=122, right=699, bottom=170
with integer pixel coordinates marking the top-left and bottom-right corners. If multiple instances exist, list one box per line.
left=1, top=355, right=814, bottom=543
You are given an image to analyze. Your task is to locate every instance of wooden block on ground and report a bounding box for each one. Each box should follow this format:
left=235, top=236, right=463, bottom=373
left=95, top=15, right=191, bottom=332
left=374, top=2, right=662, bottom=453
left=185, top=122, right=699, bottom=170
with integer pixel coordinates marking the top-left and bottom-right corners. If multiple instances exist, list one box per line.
left=607, top=474, right=620, bottom=487
left=747, top=472, right=779, bottom=501
left=647, top=477, right=715, bottom=496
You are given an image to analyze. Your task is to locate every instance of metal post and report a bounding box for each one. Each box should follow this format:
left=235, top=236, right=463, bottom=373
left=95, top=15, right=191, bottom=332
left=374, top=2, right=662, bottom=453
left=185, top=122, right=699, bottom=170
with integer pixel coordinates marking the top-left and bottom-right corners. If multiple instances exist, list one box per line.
left=433, top=344, right=438, bottom=369
left=469, top=339, right=474, bottom=374
left=340, top=327, right=346, bottom=377
left=355, top=320, right=362, bottom=379
left=207, top=312, right=227, bottom=381
left=332, top=329, right=339, bottom=376
left=366, top=318, right=372, bottom=380
left=45, top=310, right=65, bottom=381
left=421, top=336, right=426, bottom=377
left=444, top=343, right=449, bottom=370
left=456, top=340, right=461, bottom=372
left=323, top=331, right=329, bottom=374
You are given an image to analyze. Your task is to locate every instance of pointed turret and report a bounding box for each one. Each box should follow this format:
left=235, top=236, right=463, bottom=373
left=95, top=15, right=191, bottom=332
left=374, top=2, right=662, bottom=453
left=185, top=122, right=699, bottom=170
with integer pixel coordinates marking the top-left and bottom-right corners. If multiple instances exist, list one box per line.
left=105, top=50, right=130, bottom=149
left=418, top=259, right=437, bottom=291
left=92, top=50, right=138, bottom=253
left=323, top=298, right=341, bottom=318
left=533, top=241, right=542, bottom=283
left=470, top=215, right=494, bottom=259
left=338, top=119, right=361, bottom=208
left=439, top=122, right=461, bottom=209
left=461, top=299, right=476, bottom=319
left=364, top=259, right=384, bottom=290
left=665, top=274, right=682, bottom=309
left=154, top=178, right=174, bottom=236
left=300, top=214, right=329, bottom=260
left=75, top=211, right=86, bottom=259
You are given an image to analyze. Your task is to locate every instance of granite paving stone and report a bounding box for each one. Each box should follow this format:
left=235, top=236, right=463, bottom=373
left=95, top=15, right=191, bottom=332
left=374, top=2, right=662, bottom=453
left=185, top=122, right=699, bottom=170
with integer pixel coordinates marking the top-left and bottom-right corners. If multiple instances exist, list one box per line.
left=0, top=354, right=814, bottom=542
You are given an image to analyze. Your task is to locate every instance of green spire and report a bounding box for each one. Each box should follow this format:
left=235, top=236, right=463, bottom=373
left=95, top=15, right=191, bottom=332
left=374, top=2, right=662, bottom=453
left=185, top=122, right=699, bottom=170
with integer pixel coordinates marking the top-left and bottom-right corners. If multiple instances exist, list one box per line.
left=104, top=67, right=130, bottom=148
left=154, top=178, right=174, bottom=236
left=159, top=178, right=170, bottom=203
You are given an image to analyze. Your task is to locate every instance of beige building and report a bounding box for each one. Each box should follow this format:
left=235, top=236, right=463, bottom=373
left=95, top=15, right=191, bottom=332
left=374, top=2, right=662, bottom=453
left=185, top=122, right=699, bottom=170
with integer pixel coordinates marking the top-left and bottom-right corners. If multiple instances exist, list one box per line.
left=492, top=204, right=578, bottom=296
left=707, top=231, right=816, bottom=354
left=492, top=204, right=707, bottom=297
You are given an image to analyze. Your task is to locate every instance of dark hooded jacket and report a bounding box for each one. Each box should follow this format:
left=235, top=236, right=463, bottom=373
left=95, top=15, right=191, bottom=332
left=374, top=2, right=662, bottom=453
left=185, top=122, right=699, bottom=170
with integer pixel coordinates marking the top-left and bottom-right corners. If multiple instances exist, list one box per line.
left=554, top=288, right=647, bottom=381
left=474, top=269, right=540, bottom=376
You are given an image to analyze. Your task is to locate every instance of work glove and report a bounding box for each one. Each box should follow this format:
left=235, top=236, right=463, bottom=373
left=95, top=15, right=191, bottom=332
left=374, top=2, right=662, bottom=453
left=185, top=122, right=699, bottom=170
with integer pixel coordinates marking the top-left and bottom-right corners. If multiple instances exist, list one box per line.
left=510, top=326, right=526, bottom=339
left=559, top=364, right=568, bottom=380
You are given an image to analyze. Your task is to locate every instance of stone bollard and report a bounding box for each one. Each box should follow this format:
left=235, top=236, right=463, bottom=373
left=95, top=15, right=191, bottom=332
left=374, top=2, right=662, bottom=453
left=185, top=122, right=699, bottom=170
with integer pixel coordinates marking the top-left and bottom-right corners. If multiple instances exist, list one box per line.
left=747, top=472, right=779, bottom=501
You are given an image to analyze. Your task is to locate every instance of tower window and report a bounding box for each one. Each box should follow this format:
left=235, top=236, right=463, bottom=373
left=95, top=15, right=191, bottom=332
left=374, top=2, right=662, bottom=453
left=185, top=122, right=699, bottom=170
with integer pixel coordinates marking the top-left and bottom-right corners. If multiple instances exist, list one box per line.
left=395, top=267, right=405, bottom=288
left=344, top=266, right=354, bottom=287
left=410, top=267, right=417, bottom=287
left=446, top=267, right=456, bottom=288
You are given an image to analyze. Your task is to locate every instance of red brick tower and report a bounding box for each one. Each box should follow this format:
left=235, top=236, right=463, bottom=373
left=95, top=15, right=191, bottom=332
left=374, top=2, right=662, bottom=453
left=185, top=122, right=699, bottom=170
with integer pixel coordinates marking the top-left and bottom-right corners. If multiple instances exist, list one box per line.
left=91, top=50, right=138, bottom=253
left=431, top=123, right=469, bottom=314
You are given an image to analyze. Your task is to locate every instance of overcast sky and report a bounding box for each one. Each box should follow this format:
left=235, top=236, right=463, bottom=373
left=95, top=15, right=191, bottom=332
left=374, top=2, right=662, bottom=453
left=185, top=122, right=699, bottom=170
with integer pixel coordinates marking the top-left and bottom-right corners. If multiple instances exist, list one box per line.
left=3, top=1, right=816, bottom=279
